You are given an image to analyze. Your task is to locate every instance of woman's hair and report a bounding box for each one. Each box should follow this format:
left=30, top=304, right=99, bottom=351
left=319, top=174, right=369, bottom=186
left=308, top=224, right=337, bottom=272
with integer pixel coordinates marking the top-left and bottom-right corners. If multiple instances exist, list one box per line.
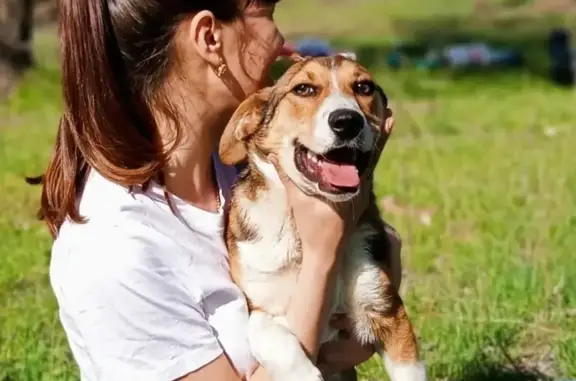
left=28, top=0, right=277, bottom=237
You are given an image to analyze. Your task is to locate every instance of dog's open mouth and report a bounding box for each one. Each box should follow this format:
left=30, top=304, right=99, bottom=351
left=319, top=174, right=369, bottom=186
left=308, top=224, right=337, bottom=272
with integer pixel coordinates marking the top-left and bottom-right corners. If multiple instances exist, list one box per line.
left=294, top=142, right=371, bottom=194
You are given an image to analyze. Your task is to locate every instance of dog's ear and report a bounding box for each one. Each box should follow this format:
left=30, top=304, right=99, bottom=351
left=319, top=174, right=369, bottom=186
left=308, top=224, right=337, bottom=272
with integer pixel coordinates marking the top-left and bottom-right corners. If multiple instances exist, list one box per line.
left=373, top=84, right=389, bottom=121
left=219, top=89, right=271, bottom=165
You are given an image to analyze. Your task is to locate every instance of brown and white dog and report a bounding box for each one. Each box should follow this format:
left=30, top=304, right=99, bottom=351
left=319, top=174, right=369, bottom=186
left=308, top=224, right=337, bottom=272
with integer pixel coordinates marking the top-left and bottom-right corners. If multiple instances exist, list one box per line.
left=219, top=56, right=427, bottom=381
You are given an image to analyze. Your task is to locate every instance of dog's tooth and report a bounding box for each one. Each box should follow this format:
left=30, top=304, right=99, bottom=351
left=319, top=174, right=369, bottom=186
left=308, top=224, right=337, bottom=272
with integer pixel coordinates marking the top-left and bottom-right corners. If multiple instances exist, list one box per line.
left=306, top=151, right=318, bottom=163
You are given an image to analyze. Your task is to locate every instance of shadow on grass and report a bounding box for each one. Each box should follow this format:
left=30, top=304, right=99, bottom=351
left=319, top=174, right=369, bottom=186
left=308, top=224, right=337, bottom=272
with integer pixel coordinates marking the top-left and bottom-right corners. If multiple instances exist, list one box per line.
left=429, top=326, right=557, bottom=381
left=455, top=359, right=552, bottom=381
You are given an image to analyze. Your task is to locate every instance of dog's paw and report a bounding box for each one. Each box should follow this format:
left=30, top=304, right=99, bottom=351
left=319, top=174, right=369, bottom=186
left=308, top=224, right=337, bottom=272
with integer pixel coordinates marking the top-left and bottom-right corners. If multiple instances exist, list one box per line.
left=248, top=312, right=298, bottom=367
left=384, top=356, right=428, bottom=381
left=277, top=365, right=324, bottom=381
left=248, top=312, right=321, bottom=381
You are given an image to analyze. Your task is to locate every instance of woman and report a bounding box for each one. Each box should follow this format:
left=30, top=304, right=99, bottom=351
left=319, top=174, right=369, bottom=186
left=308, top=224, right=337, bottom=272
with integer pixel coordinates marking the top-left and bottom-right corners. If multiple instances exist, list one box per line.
left=32, top=0, right=400, bottom=380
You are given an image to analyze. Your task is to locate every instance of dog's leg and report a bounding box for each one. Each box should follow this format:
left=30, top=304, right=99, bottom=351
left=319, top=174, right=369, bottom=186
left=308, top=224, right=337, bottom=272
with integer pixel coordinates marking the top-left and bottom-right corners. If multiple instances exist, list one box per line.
left=369, top=287, right=427, bottom=381
left=344, top=247, right=427, bottom=381
left=248, top=311, right=324, bottom=381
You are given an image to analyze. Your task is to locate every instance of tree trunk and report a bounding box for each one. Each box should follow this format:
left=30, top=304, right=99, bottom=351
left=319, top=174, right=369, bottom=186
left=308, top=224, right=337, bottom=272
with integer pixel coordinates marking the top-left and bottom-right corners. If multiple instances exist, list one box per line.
left=0, top=0, right=34, bottom=96
left=0, top=0, right=35, bottom=70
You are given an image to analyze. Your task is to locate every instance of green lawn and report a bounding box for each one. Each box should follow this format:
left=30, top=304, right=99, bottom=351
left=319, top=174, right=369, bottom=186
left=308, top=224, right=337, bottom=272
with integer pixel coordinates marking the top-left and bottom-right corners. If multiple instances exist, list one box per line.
left=2, top=1, right=576, bottom=380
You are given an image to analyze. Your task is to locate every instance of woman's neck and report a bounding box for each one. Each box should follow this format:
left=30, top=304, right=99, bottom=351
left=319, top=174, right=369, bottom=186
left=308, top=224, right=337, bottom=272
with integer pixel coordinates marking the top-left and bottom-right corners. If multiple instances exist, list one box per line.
left=155, top=68, right=239, bottom=211
left=158, top=106, right=233, bottom=212
left=165, top=141, right=217, bottom=211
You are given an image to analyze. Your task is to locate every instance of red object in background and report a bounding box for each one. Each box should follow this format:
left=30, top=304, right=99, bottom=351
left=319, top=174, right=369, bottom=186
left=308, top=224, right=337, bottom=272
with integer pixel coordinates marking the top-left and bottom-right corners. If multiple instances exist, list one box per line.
left=278, top=43, right=296, bottom=57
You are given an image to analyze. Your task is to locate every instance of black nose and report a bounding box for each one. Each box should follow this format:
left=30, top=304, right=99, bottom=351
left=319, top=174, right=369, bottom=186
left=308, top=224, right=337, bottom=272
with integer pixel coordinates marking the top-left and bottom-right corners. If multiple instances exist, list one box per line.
left=328, top=109, right=364, bottom=140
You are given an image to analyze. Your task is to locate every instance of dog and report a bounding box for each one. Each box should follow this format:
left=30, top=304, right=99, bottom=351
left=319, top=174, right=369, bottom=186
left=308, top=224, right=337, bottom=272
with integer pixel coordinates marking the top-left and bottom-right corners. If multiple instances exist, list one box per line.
left=219, top=55, right=428, bottom=381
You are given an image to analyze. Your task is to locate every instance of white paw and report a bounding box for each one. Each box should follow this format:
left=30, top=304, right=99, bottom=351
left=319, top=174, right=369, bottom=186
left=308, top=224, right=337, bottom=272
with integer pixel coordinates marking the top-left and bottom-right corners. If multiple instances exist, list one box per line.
left=278, top=365, right=324, bottom=381
left=384, top=355, right=428, bottom=381
left=248, top=312, right=322, bottom=381
left=247, top=312, right=296, bottom=368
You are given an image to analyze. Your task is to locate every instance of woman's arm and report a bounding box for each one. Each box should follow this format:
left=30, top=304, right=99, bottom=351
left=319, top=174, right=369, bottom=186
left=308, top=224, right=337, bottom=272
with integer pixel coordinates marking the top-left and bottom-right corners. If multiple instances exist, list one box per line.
left=179, top=253, right=338, bottom=381
left=284, top=254, right=336, bottom=359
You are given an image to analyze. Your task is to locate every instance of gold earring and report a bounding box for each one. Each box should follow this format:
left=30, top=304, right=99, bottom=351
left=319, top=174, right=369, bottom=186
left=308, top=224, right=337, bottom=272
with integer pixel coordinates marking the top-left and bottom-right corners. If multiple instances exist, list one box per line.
left=216, top=59, right=228, bottom=77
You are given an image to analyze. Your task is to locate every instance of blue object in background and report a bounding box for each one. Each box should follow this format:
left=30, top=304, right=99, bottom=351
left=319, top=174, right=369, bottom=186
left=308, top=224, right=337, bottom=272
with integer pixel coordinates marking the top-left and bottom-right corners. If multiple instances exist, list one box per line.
left=386, top=50, right=403, bottom=69
left=387, top=42, right=523, bottom=70
left=294, top=38, right=334, bottom=57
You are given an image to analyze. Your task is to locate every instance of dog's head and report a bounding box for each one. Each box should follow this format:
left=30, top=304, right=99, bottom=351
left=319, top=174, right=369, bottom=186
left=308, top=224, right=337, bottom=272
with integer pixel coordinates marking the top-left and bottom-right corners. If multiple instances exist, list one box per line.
left=219, top=56, right=389, bottom=203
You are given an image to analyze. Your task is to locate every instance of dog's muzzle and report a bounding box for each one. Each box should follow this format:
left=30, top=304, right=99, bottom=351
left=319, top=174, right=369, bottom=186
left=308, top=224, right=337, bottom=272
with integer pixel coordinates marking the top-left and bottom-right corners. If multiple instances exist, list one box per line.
left=328, top=108, right=365, bottom=142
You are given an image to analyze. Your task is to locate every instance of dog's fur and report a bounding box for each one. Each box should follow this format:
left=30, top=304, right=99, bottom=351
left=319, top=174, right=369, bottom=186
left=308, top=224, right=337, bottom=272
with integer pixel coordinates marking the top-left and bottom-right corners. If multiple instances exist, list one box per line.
left=219, top=56, right=427, bottom=381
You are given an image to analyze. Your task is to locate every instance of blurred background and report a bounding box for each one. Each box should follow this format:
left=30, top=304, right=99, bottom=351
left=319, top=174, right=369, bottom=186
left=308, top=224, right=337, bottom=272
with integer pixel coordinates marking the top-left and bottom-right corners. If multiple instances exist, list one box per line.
left=1, top=0, right=576, bottom=380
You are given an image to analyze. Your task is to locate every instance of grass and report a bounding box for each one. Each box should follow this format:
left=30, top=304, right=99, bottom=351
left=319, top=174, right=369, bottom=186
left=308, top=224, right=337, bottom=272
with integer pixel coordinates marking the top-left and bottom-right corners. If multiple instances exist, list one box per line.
left=2, top=1, right=576, bottom=380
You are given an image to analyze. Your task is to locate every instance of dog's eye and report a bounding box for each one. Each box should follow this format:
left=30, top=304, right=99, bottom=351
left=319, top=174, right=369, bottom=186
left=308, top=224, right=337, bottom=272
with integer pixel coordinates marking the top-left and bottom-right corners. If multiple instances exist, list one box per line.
left=353, top=80, right=376, bottom=96
left=292, top=84, right=317, bottom=97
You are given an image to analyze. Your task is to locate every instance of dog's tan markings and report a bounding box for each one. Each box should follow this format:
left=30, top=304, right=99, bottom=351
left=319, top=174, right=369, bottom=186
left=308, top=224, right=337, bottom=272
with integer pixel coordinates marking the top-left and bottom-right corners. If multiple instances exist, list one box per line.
left=248, top=60, right=337, bottom=156
left=222, top=57, right=427, bottom=380
left=225, top=194, right=264, bottom=312
left=351, top=266, right=418, bottom=364
left=225, top=195, right=259, bottom=246
left=219, top=89, right=271, bottom=165
left=336, top=60, right=369, bottom=95
left=329, top=59, right=390, bottom=140
left=225, top=182, right=263, bottom=315
left=273, top=57, right=315, bottom=89
left=241, top=162, right=268, bottom=202
left=343, top=233, right=419, bottom=364
left=369, top=298, right=420, bottom=364
left=224, top=208, right=243, bottom=290
left=221, top=59, right=332, bottom=167
left=246, top=298, right=265, bottom=313
left=304, top=70, right=319, bottom=83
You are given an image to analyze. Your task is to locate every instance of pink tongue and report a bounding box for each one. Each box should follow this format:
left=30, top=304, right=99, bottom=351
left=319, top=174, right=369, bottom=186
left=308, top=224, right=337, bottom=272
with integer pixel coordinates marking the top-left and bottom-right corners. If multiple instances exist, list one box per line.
left=318, top=161, right=360, bottom=187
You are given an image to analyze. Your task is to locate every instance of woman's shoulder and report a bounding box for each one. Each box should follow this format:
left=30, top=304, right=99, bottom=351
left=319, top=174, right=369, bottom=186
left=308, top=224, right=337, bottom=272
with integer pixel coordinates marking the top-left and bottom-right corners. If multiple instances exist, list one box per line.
left=50, top=168, right=196, bottom=295
left=52, top=213, right=179, bottom=283
left=49, top=167, right=232, bottom=301
left=54, top=187, right=178, bottom=264
left=50, top=198, right=224, bottom=309
left=58, top=169, right=189, bottom=257
left=50, top=214, right=211, bottom=317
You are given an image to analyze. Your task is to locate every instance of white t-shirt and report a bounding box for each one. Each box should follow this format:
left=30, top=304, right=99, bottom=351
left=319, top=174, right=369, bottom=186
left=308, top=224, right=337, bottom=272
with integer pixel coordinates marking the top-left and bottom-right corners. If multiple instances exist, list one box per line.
left=49, top=156, right=256, bottom=381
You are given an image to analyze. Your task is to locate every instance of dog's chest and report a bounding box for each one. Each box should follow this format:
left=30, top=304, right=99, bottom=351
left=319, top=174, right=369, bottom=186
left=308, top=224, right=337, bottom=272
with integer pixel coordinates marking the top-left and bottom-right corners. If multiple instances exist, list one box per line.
left=232, top=189, right=301, bottom=315
left=234, top=192, right=382, bottom=320
left=236, top=187, right=300, bottom=269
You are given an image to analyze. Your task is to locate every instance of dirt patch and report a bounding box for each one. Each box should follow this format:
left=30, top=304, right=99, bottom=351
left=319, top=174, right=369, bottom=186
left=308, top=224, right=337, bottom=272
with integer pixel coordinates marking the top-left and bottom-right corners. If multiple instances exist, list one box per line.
left=530, top=0, right=576, bottom=13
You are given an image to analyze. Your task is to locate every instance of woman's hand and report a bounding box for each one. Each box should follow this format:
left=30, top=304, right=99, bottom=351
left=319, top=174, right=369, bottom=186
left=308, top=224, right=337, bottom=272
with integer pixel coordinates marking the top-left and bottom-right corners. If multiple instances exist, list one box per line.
left=267, top=159, right=346, bottom=268
left=266, top=110, right=396, bottom=362
left=317, top=314, right=376, bottom=377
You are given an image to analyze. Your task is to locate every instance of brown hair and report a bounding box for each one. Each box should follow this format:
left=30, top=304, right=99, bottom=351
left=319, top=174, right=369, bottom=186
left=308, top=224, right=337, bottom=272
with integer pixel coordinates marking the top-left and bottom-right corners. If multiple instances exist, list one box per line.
left=28, top=0, right=278, bottom=237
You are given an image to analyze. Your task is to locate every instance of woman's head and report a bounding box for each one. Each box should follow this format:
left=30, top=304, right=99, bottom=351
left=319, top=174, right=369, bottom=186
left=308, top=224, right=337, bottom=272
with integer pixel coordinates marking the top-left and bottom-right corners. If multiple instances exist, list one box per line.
left=33, top=0, right=283, bottom=237
left=109, top=0, right=283, bottom=111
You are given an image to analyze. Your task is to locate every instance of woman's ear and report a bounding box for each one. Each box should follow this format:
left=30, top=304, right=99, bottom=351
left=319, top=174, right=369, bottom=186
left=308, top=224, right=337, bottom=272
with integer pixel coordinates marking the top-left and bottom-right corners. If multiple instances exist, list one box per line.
left=219, top=89, right=272, bottom=165
left=185, top=10, right=222, bottom=67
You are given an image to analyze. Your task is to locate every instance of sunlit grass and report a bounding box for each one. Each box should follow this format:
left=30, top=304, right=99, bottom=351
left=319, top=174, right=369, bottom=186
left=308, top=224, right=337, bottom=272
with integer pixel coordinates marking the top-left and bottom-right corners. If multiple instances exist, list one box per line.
left=2, top=2, right=576, bottom=379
